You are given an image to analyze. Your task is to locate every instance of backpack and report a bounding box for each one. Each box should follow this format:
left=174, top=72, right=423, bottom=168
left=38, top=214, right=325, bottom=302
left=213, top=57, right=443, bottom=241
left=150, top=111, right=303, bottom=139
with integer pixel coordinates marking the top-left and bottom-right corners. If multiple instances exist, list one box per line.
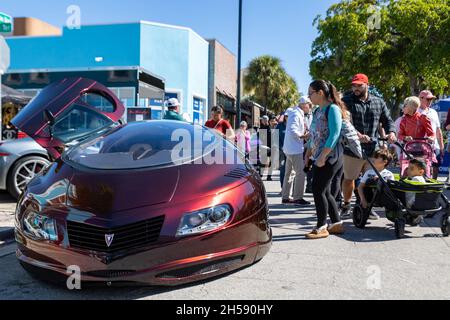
left=325, top=105, right=363, bottom=159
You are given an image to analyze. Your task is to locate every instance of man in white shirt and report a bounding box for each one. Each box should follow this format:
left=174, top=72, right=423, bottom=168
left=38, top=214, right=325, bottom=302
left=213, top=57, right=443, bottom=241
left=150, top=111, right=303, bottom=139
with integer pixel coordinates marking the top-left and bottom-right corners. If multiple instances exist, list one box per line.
left=418, top=90, right=444, bottom=179
left=281, top=98, right=311, bottom=205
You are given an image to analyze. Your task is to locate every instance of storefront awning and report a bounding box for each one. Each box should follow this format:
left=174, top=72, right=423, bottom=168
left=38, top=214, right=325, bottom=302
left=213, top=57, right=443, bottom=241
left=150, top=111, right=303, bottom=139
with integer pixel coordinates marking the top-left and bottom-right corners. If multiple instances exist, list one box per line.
left=216, top=87, right=236, bottom=101
left=1, top=85, right=31, bottom=105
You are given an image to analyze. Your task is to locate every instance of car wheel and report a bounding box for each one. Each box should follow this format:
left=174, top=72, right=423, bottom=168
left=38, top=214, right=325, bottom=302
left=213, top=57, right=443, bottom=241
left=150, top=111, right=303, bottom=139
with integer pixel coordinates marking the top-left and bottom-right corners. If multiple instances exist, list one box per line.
left=7, top=156, right=50, bottom=199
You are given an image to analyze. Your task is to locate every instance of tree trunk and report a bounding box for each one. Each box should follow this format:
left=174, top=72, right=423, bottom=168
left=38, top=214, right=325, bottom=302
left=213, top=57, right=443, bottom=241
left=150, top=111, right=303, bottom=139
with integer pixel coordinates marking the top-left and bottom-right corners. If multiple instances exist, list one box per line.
left=408, top=73, right=420, bottom=96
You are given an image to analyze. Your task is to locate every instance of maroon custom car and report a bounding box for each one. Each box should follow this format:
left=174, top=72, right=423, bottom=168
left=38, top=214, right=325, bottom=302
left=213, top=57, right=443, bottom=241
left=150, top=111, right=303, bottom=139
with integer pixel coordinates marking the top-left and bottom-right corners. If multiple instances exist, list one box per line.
left=11, top=78, right=272, bottom=286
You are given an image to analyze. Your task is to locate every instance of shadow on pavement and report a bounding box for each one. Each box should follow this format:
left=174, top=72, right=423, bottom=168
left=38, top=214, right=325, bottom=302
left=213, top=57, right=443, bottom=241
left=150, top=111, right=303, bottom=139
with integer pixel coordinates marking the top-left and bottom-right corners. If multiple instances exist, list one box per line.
left=0, top=190, right=16, bottom=203
left=1, top=256, right=258, bottom=300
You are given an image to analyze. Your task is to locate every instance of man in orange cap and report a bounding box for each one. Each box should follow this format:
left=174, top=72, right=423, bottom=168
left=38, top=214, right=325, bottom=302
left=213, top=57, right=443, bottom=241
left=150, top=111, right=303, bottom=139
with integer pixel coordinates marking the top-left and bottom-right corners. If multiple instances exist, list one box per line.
left=340, top=73, right=397, bottom=220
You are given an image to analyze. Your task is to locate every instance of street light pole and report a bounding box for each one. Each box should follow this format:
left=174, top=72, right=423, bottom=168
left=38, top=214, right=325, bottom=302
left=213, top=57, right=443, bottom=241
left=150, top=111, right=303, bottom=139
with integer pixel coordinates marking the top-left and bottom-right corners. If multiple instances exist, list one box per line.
left=236, top=0, right=243, bottom=128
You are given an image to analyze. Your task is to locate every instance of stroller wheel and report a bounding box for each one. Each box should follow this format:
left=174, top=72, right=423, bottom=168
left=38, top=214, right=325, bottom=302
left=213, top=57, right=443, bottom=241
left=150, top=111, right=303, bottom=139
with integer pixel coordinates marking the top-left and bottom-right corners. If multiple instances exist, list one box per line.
left=395, top=218, right=406, bottom=239
left=441, top=215, right=450, bottom=237
left=352, top=205, right=369, bottom=229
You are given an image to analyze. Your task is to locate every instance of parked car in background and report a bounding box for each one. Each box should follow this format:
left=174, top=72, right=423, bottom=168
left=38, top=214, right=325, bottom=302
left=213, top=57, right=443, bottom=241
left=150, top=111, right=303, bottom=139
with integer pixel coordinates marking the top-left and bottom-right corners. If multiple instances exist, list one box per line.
left=0, top=138, right=50, bottom=199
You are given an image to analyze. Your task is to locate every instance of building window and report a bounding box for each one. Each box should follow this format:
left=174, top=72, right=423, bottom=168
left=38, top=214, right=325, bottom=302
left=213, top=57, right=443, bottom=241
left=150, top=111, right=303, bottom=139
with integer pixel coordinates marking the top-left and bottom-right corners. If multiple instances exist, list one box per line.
left=29, top=72, right=49, bottom=85
left=108, top=87, right=135, bottom=107
left=193, top=97, right=206, bottom=125
left=165, top=92, right=179, bottom=101
left=81, top=92, right=116, bottom=113
left=216, top=92, right=235, bottom=112
left=5, top=74, right=23, bottom=86
left=108, top=70, right=134, bottom=82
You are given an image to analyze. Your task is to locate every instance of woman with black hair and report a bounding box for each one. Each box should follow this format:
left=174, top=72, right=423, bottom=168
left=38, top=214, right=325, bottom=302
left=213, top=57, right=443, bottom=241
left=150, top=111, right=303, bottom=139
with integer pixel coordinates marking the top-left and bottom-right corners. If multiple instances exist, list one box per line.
left=305, top=80, right=347, bottom=239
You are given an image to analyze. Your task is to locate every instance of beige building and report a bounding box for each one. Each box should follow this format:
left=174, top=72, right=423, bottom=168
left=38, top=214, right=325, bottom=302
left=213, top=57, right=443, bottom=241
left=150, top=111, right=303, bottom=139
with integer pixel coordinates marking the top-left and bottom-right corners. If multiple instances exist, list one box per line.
left=208, top=39, right=238, bottom=124
left=12, top=17, right=61, bottom=37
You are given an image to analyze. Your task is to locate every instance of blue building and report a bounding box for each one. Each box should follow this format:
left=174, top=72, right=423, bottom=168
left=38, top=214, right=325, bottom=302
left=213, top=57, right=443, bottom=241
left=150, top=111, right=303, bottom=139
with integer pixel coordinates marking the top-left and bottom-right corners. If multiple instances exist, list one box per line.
left=2, top=20, right=209, bottom=124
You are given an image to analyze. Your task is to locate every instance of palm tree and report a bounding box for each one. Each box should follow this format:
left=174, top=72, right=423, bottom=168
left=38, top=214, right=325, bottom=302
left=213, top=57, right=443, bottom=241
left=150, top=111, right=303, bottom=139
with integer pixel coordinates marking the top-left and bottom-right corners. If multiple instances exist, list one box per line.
left=244, top=56, right=299, bottom=114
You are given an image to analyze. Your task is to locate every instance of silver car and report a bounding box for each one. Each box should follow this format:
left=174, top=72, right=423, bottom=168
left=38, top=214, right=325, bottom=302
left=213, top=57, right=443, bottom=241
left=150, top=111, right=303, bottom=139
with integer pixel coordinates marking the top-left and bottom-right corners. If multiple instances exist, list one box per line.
left=0, top=138, right=50, bottom=199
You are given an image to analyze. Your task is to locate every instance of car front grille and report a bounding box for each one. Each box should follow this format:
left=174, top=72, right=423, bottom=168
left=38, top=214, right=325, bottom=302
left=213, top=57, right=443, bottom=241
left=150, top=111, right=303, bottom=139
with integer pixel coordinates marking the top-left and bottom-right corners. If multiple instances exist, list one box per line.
left=155, top=255, right=245, bottom=279
left=67, top=215, right=165, bottom=253
left=85, top=270, right=136, bottom=278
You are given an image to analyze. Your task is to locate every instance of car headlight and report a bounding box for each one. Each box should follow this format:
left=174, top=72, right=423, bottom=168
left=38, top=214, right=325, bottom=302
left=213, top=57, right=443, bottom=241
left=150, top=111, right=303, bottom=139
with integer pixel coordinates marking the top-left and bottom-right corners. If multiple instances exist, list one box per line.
left=22, top=211, right=58, bottom=241
left=176, top=204, right=232, bottom=237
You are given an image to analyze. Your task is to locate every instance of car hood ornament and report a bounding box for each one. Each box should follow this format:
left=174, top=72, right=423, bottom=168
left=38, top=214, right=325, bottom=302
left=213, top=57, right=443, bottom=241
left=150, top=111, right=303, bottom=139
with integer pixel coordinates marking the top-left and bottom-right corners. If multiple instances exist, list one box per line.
left=105, top=234, right=114, bottom=248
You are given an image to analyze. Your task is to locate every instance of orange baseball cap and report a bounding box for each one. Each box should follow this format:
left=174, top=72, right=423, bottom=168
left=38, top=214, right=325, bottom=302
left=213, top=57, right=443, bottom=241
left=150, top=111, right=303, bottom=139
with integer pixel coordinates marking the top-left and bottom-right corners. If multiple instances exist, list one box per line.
left=352, top=74, right=369, bottom=85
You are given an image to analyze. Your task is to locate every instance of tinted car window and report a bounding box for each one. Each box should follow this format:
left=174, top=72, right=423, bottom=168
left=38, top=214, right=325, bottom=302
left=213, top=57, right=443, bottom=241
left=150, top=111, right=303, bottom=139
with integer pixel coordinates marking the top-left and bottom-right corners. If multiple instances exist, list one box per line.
left=81, top=92, right=116, bottom=113
left=65, top=121, right=237, bottom=170
left=53, top=105, right=113, bottom=143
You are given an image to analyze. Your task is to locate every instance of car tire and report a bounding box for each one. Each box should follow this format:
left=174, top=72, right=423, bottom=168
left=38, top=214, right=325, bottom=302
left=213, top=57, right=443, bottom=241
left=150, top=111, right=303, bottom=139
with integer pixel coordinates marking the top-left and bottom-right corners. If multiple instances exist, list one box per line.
left=7, top=156, right=50, bottom=199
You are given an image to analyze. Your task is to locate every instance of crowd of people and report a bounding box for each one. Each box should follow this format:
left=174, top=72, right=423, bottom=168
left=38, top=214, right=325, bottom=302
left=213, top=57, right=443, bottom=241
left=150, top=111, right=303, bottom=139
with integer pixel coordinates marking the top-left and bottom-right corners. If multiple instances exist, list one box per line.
left=163, top=73, right=445, bottom=240
left=256, top=73, right=443, bottom=240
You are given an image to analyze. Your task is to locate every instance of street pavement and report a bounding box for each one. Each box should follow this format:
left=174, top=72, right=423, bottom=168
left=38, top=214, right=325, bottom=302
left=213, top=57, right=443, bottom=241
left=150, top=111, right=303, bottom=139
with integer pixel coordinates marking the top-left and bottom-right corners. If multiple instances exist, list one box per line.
left=0, top=173, right=450, bottom=300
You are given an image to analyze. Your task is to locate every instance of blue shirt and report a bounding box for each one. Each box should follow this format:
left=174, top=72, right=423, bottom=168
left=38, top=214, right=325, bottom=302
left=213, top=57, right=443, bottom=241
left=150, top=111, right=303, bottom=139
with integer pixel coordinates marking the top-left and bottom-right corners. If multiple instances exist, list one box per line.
left=311, top=104, right=343, bottom=162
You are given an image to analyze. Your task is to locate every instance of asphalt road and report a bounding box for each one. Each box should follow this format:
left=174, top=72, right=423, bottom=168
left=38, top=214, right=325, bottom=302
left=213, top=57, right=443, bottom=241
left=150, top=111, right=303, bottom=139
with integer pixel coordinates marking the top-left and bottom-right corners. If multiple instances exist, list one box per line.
left=0, top=191, right=16, bottom=242
left=1, top=176, right=450, bottom=300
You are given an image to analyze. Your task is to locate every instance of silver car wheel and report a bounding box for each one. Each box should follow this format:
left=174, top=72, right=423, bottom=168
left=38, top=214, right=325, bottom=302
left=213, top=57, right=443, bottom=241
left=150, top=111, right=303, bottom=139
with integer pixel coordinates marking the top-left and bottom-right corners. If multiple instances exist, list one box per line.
left=13, top=158, right=50, bottom=193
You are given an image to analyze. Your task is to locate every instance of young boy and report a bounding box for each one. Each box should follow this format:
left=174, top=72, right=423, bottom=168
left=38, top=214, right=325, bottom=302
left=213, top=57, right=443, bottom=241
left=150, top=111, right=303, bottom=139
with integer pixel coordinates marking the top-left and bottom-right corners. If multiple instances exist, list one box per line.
left=358, top=149, right=395, bottom=210
left=407, top=159, right=427, bottom=183
left=405, top=159, right=427, bottom=210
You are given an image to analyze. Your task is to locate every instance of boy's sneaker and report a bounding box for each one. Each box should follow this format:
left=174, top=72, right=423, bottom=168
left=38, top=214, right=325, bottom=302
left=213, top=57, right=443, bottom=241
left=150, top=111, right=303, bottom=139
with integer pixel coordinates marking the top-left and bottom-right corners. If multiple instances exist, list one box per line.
left=292, top=199, right=311, bottom=206
left=340, top=203, right=351, bottom=219
left=369, top=210, right=380, bottom=220
left=282, top=198, right=293, bottom=204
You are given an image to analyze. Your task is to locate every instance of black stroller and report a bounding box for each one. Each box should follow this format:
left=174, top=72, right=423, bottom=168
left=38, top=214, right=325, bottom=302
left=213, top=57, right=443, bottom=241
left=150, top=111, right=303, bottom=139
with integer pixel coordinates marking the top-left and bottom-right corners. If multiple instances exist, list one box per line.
left=352, top=138, right=450, bottom=239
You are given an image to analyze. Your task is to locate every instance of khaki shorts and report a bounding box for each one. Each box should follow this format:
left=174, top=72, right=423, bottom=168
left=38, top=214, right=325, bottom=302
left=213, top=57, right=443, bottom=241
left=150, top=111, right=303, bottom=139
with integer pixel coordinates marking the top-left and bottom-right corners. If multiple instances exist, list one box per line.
left=343, top=155, right=370, bottom=180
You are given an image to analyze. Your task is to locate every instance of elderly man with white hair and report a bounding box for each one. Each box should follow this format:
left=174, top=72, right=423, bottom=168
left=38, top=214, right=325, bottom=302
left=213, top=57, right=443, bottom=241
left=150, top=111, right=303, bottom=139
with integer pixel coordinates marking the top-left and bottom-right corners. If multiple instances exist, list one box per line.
left=281, top=97, right=311, bottom=206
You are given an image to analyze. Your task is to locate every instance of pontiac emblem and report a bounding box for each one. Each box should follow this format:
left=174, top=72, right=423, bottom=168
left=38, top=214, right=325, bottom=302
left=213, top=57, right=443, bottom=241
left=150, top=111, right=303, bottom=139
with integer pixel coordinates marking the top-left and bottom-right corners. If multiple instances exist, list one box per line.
left=105, top=234, right=114, bottom=248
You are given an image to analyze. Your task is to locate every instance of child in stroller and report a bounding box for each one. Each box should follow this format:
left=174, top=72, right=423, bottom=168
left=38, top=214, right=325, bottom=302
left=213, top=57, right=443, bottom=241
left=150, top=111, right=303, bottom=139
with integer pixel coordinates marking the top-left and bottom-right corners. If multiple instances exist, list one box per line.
left=357, top=149, right=395, bottom=210
left=353, top=140, right=450, bottom=239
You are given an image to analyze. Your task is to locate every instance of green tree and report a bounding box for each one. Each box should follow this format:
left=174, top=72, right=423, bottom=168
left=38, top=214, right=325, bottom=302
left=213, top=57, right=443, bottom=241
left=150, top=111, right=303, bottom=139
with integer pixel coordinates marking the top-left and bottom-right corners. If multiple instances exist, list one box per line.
left=310, top=0, right=450, bottom=117
left=244, top=55, right=300, bottom=114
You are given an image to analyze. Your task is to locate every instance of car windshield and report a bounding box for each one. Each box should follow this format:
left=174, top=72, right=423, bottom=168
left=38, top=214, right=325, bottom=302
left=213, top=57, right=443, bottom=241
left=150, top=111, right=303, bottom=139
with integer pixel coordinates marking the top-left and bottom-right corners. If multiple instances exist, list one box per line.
left=65, top=121, right=231, bottom=170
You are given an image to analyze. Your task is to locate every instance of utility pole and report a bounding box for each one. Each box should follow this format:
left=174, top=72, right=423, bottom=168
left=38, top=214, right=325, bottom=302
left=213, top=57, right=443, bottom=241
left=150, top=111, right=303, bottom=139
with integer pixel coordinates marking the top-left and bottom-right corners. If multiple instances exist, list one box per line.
left=236, top=0, right=243, bottom=128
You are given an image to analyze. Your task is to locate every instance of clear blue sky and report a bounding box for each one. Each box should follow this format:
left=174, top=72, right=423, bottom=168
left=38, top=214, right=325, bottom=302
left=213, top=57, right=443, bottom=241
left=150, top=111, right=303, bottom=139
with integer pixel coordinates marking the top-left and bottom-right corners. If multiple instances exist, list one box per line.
left=1, top=0, right=337, bottom=94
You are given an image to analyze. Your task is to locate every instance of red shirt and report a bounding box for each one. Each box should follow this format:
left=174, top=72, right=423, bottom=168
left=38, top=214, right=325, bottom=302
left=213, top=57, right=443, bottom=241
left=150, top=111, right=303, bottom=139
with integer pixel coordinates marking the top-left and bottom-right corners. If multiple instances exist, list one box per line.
left=205, top=119, right=233, bottom=136
left=398, top=112, right=435, bottom=141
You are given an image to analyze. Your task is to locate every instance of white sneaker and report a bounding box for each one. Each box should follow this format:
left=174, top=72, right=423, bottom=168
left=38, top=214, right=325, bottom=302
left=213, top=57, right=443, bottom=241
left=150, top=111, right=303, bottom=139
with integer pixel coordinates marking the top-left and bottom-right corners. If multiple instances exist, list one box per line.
left=369, top=210, right=380, bottom=220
